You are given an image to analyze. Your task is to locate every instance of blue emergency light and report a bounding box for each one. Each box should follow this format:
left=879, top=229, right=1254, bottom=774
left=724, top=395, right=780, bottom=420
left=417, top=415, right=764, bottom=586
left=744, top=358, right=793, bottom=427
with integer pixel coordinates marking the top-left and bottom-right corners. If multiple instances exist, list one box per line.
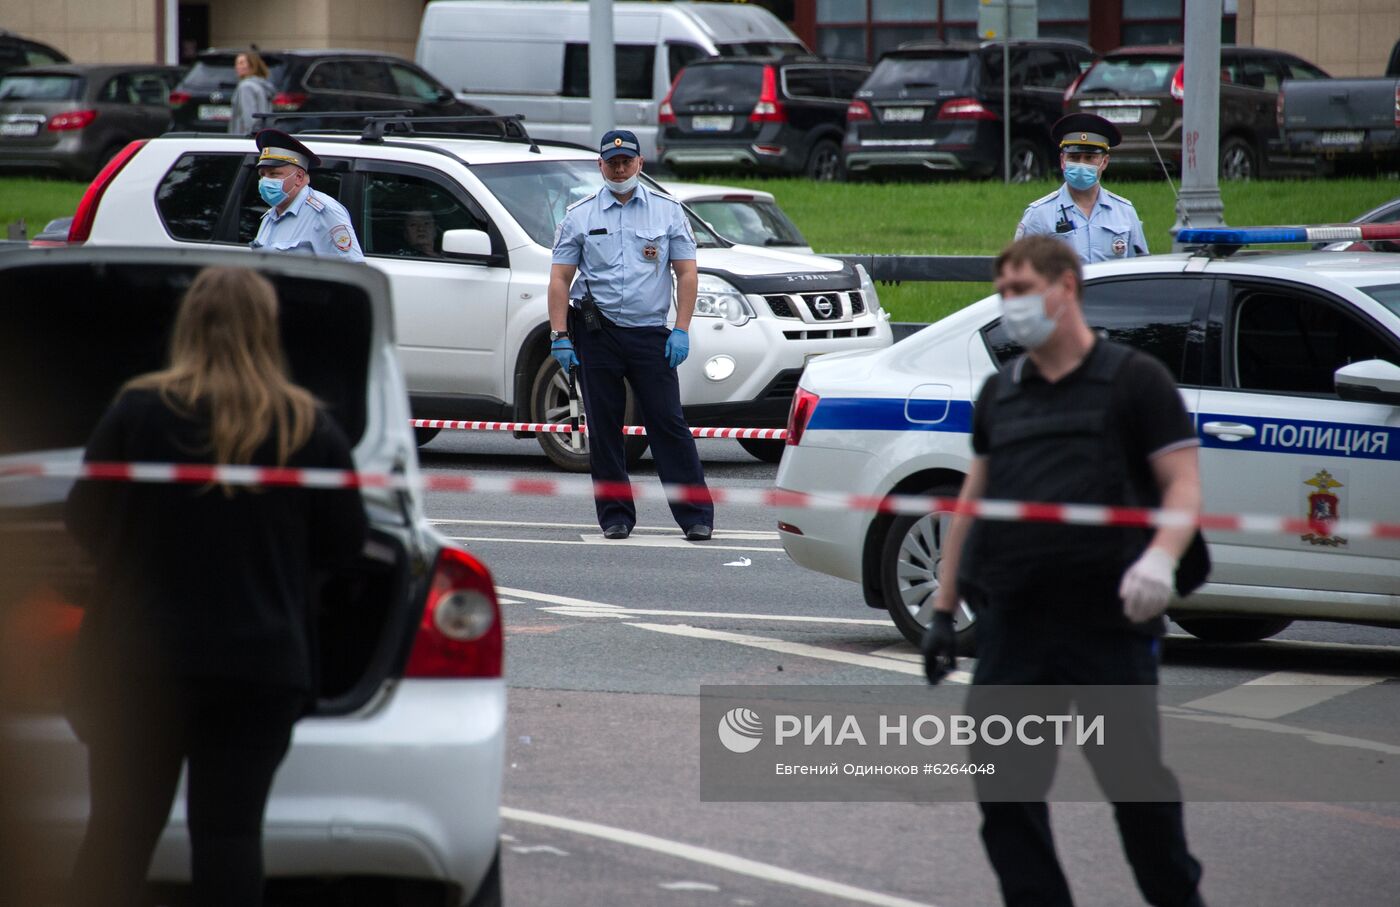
left=1177, top=224, right=1400, bottom=245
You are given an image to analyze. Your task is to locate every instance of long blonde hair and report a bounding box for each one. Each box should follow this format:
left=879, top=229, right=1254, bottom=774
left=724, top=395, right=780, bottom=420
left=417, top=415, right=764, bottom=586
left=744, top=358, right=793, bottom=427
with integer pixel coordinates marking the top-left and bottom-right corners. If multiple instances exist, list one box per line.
left=126, top=266, right=316, bottom=466
left=239, top=50, right=270, bottom=80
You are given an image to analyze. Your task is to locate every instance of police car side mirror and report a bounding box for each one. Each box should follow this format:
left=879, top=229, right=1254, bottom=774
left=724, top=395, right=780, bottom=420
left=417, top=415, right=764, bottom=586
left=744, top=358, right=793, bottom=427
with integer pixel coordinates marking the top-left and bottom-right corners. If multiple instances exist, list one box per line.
left=1334, top=359, right=1400, bottom=406
left=442, top=228, right=492, bottom=260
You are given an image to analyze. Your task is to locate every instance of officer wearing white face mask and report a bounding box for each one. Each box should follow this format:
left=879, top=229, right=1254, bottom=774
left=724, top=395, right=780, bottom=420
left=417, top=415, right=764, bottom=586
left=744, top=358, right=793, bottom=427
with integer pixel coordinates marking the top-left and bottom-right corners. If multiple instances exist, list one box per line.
left=249, top=129, right=363, bottom=262
left=1015, top=114, right=1147, bottom=264
left=923, top=236, right=1210, bottom=907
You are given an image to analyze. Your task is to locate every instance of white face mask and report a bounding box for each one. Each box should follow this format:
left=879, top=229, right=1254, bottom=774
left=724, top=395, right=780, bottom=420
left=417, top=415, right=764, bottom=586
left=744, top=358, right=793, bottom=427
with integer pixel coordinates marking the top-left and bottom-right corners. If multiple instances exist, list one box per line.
left=999, top=292, right=1059, bottom=350
left=606, top=173, right=639, bottom=195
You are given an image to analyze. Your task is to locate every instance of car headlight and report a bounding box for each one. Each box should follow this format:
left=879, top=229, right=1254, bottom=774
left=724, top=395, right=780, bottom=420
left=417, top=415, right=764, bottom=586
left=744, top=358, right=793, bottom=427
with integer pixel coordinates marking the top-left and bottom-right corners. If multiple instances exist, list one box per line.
left=856, top=263, right=882, bottom=314
left=694, top=273, right=755, bottom=326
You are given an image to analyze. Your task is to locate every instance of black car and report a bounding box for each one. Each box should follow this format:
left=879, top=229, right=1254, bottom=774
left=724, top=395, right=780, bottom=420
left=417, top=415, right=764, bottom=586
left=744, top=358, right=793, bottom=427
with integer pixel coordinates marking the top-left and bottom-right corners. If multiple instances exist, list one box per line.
left=0, top=29, right=67, bottom=76
left=657, top=55, right=871, bottom=180
left=844, top=40, right=1095, bottom=181
left=170, top=48, right=495, bottom=134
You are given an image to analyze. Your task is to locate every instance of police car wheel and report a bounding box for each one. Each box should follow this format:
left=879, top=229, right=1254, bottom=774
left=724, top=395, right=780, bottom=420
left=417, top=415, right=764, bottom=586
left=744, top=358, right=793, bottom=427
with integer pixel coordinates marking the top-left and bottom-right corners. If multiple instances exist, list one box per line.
left=414, top=427, right=441, bottom=448
left=1175, top=617, right=1292, bottom=643
left=736, top=437, right=785, bottom=463
left=529, top=354, right=648, bottom=472
left=879, top=496, right=977, bottom=652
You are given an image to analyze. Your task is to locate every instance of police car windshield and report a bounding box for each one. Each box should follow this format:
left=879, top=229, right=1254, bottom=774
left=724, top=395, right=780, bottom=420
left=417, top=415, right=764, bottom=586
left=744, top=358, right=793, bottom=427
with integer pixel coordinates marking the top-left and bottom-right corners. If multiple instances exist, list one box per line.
left=1360, top=283, right=1400, bottom=319
left=471, top=159, right=722, bottom=249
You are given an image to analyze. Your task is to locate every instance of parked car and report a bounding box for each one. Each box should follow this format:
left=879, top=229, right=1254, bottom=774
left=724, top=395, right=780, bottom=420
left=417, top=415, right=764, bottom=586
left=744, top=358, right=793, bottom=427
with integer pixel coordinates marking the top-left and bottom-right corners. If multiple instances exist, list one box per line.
left=0, top=64, right=184, bottom=179
left=1065, top=44, right=1328, bottom=180
left=663, top=181, right=813, bottom=254
left=843, top=39, right=1095, bottom=181
left=170, top=48, right=496, bottom=134
left=0, top=244, right=506, bottom=906
left=416, top=0, right=807, bottom=160
left=0, top=29, right=67, bottom=76
left=1318, top=196, right=1400, bottom=253
left=775, top=239, right=1400, bottom=646
left=1278, top=37, right=1400, bottom=174
left=66, top=120, right=893, bottom=470
left=658, top=55, right=870, bottom=180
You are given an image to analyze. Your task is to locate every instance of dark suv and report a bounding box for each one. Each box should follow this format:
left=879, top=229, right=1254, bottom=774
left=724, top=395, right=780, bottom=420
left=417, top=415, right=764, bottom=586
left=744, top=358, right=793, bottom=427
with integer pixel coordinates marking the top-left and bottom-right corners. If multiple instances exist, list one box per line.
left=844, top=40, right=1095, bottom=181
left=170, top=48, right=494, bottom=133
left=657, top=55, right=870, bottom=180
left=0, top=30, right=67, bottom=76
left=1065, top=45, right=1328, bottom=179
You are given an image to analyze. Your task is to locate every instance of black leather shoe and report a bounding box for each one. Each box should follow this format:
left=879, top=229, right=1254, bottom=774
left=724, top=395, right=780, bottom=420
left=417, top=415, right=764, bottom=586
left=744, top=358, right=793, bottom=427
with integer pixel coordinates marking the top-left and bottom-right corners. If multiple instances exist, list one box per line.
left=603, top=524, right=631, bottom=540
left=684, top=524, right=712, bottom=541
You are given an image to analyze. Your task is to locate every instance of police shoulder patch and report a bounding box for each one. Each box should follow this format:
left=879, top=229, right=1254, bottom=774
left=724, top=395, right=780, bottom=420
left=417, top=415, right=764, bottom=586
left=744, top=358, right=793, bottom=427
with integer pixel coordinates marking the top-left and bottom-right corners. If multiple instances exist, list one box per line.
left=328, top=223, right=354, bottom=253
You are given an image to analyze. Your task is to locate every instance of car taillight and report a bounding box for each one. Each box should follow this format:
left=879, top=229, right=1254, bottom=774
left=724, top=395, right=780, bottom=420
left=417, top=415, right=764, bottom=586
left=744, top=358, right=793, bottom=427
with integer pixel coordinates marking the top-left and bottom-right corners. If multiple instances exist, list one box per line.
left=1277, top=92, right=1286, bottom=129
left=659, top=72, right=681, bottom=125
left=846, top=99, right=873, bottom=123
left=68, top=139, right=146, bottom=244
left=750, top=65, right=785, bottom=123
left=168, top=90, right=191, bottom=107
left=404, top=546, right=503, bottom=679
left=47, top=109, right=97, bottom=131
left=1394, top=83, right=1399, bottom=128
left=938, top=97, right=998, bottom=121
left=1063, top=70, right=1087, bottom=111
left=786, top=387, right=820, bottom=447
left=1170, top=63, right=1185, bottom=103
left=272, top=91, right=308, bottom=111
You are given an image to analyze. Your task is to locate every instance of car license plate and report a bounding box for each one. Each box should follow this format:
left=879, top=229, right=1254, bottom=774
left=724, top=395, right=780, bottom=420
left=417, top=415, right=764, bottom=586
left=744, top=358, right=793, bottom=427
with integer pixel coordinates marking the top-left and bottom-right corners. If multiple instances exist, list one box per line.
left=1099, top=107, right=1142, bottom=124
left=1319, top=130, right=1364, bottom=147
left=0, top=121, right=39, bottom=137
left=691, top=115, right=733, bottom=132
left=881, top=107, right=924, bottom=123
left=198, top=104, right=232, bottom=122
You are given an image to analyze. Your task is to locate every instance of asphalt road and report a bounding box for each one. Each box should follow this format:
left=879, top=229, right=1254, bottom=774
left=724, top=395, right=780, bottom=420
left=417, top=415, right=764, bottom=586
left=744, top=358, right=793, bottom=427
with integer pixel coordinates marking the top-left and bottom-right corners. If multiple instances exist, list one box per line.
left=420, top=430, right=1400, bottom=907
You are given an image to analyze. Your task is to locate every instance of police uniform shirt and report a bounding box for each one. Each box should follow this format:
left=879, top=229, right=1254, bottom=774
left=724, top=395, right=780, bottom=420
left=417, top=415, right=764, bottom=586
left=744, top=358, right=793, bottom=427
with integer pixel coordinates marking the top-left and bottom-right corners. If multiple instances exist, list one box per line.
left=1015, top=183, right=1149, bottom=264
left=551, top=183, right=697, bottom=328
left=252, top=184, right=364, bottom=262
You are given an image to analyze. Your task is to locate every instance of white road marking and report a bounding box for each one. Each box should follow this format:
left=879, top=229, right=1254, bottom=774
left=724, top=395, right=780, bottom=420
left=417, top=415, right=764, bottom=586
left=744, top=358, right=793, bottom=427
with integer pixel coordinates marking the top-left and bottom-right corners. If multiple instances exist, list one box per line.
left=503, top=588, right=893, bottom=626
left=660, top=881, right=721, bottom=892
left=510, top=844, right=570, bottom=856
left=498, top=587, right=626, bottom=610
left=1162, top=705, right=1400, bottom=755
left=628, top=622, right=973, bottom=684
left=500, top=807, right=941, bottom=907
left=1179, top=672, right=1389, bottom=720
left=448, top=534, right=781, bottom=553
left=1165, top=633, right=1400, bottom=656
left=869, top=644, right=921, bottom=664
left=431, top=517, right=778, bottom=540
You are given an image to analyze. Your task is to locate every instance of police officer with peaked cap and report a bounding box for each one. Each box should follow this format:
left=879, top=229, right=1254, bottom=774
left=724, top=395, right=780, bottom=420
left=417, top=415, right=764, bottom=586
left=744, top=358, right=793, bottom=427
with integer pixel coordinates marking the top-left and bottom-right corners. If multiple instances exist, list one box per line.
left=923, top=236, right=1209, bottom=907
left=1015, top=113, right=1148, bottom=264
left=547, top=129, right=714, bottom=541
left=250, top=129, right=364, bottom=262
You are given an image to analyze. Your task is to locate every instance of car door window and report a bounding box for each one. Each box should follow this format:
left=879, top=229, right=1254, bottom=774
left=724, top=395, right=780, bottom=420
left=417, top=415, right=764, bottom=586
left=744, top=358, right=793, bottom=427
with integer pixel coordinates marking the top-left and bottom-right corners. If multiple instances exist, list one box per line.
left=667, top=43, right=707, bottom=83
left=130, top=72, right=171, bottom=105
left=235, top=158, right=352, bottom=245
left=1283, top=59, right=1329, bottom=81
left=388, top=63, right=442, bottom=102
left=98, top=74, right=137, bottom=104
left=156, top=153, right=244, bottom=241
left=1232, top=288, right=1399, bottom=395
left=783, top=67, right=831, bottom=100
left=361, top=169, right=488, bottom=259
left=305, top=61, right=344, bottom=91
left=1237, top=58, right=1281, bottom=92
left=830, top=67, right=869, bottom=97
left=334, top=59, right=396, bottom=96
left=562, top=44, right=657, bottom=100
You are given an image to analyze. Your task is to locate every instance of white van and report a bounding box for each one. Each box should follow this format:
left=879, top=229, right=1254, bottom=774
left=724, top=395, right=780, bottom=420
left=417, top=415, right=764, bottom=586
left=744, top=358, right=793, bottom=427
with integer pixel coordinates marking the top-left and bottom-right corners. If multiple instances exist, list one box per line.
left=414, top=0, right=807, bottom=159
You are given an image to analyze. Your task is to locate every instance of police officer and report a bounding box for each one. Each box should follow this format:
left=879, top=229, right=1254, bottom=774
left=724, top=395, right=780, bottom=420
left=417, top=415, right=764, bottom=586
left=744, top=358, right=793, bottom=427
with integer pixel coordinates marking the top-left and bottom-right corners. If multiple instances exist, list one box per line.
left=250, top=129, right=363, bottom=262
left=924, top=235, right=1208, bottom=907
left=1015, top=113, right=1148, bottom=264
left=547, top=129, right=714, bottom=541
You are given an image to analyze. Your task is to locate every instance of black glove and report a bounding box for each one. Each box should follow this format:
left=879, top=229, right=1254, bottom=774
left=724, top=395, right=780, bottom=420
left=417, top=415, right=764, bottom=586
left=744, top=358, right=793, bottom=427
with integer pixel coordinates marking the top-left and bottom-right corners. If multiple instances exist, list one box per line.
left=921, top=611, right=957, bottom=685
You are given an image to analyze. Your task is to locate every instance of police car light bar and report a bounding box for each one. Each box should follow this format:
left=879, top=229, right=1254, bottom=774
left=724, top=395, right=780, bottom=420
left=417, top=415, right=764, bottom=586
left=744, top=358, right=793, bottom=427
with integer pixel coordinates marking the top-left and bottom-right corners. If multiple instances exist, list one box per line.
left=1177, top=224, right=1400, bottom=245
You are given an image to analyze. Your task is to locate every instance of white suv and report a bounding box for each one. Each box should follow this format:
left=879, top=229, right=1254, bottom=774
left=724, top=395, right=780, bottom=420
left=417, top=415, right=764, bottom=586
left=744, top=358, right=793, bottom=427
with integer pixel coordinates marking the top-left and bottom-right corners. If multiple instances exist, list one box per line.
left=74, top=125, right=892, bottom=469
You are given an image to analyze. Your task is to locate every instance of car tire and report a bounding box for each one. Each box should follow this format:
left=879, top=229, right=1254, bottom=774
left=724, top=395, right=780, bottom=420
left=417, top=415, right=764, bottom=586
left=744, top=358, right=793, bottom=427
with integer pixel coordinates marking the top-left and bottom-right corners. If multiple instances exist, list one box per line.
left=878, top=483, right=977, bottom=653
left=529, top=353, right=648, bottom=472
left=805, top=140, right=844, bottom=181
left=414, top=426, right=441, bottom=448
left=736, top=436, right=785, bottom=463
left=1176, top=617, right=1292, bottom=643
left=1005, top=138, right=1049, bottom=183
left=1219, top=136, right=1258, bottom=181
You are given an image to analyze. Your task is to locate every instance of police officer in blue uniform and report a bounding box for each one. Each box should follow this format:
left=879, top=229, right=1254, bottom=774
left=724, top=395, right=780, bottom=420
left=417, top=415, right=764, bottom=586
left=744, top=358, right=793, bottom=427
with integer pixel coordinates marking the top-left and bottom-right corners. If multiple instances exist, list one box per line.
left=548, top=130, right=713, bottom=541
left=1015, top=114, right=1148, bottom=264
left=250, top=129, right=363, bottom=262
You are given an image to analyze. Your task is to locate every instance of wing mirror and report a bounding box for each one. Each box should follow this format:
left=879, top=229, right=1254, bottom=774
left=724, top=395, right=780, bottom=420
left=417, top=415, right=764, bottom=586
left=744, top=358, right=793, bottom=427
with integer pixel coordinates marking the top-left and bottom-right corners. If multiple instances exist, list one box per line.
left=441, top=228, right=492, bottom=260
left=1334, top=359, right=1400, bottom=406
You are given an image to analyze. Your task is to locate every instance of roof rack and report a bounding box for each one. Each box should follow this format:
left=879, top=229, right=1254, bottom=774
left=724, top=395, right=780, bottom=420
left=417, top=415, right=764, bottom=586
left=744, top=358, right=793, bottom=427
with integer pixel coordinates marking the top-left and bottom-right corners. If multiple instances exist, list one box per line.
left=355, top=114, right=538, bottom=150
left=248, top=109, right=416, bottom=135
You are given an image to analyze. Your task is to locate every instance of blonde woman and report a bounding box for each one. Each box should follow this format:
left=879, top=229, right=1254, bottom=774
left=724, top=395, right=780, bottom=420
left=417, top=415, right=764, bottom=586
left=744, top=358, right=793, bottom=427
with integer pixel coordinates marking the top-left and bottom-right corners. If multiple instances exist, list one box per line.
left=65, top=266, right=367, bottom=907
left=229, top=50, right=275, bottom=135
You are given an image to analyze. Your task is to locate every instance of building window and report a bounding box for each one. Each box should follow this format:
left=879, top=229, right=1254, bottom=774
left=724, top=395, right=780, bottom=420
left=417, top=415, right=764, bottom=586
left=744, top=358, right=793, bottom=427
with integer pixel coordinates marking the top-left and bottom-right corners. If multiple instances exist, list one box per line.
left=813, top=0, right=1096, bottom=62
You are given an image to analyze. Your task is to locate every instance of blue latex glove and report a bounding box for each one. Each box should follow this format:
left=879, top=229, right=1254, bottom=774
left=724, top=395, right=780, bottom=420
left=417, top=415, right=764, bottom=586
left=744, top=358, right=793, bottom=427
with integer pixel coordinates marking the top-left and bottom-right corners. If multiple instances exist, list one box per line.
left=664, top=327, right=689, bottom=369
left=551, top=338, right=579, bottom=372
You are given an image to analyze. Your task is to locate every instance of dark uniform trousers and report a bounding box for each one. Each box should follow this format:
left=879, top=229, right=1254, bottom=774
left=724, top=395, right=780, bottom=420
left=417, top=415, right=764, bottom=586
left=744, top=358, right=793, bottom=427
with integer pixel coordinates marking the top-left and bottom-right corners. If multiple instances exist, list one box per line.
left=968, top=603, right=1204, bottom=907
left=571, top=315, right=713, bottom=531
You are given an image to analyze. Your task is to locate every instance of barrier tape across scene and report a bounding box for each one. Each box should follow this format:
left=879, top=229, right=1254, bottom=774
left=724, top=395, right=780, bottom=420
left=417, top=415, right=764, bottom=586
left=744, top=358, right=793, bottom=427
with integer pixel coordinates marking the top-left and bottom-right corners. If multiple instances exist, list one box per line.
left=411, top=419, right=788, bottom=440
left=4, top=460, right=1398, bottom=541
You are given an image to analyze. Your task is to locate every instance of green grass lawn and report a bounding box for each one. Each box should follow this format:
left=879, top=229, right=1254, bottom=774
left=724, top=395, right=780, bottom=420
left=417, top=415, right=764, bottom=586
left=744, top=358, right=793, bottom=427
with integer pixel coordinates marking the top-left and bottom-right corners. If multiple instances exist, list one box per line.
left=5, top=172, right=1397, bottom=322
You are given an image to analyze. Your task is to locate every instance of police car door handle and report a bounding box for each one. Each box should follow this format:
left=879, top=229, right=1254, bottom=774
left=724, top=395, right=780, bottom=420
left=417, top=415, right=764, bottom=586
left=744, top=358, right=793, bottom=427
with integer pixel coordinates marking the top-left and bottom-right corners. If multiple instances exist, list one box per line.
left=1202, top=421, right=1257, bottom=441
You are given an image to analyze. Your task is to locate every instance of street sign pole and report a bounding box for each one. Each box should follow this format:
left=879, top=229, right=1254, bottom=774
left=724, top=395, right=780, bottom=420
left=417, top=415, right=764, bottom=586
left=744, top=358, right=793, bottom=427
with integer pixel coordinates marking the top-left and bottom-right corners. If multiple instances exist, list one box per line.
left=979, top=0, right=1037, bottom=183
left=1171, top=0, right=1226, bottom=248
left=589, top=0, right=616, bottom=142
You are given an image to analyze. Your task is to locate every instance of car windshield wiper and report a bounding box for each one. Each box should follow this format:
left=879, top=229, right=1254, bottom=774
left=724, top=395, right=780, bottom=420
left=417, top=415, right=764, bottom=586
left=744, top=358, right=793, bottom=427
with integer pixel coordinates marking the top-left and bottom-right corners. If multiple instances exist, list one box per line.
left=902, top=81, right=939, bottom=89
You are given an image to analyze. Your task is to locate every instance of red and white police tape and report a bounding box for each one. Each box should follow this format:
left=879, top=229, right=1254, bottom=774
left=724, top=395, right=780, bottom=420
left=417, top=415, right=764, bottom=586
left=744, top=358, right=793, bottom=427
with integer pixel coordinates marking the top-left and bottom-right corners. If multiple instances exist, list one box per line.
left=4, top=460, right=1399, bottom=540
left=410, top=419, right=788, bottom=440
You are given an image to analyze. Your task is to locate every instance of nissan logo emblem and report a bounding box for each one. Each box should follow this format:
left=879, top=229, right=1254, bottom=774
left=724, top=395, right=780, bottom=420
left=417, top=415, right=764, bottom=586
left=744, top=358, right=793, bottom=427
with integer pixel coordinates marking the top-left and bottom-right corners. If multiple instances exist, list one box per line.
left=813, top=296, right=834, bottom=318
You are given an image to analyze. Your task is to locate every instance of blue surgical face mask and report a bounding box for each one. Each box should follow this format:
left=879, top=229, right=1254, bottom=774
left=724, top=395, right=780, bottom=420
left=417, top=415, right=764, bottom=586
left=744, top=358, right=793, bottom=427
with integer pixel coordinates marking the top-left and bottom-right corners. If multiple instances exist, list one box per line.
left=1064, top=163, right=1100, bottom=191
left=258, top=174, right=289, bottom=206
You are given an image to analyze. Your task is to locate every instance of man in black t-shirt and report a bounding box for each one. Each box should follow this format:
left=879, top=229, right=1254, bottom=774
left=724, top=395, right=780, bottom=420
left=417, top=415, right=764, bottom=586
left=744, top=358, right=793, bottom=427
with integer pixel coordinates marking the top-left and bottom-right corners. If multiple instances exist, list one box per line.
left=923, top=236, right=1208, bottom=907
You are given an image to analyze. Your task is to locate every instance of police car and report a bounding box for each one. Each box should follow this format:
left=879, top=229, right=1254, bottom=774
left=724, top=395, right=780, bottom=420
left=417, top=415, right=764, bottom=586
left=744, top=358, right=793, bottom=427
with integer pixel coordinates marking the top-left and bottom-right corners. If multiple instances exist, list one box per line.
left=70, top=120, right=892, bottom=470
left=775, top=226, right=1400, bottom=646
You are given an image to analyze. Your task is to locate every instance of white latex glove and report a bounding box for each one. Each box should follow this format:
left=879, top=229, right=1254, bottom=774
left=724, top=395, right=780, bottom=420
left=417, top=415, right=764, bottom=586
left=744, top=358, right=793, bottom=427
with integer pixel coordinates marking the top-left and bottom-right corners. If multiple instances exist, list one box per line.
left=1120, top=547, right=1177, bottom=623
